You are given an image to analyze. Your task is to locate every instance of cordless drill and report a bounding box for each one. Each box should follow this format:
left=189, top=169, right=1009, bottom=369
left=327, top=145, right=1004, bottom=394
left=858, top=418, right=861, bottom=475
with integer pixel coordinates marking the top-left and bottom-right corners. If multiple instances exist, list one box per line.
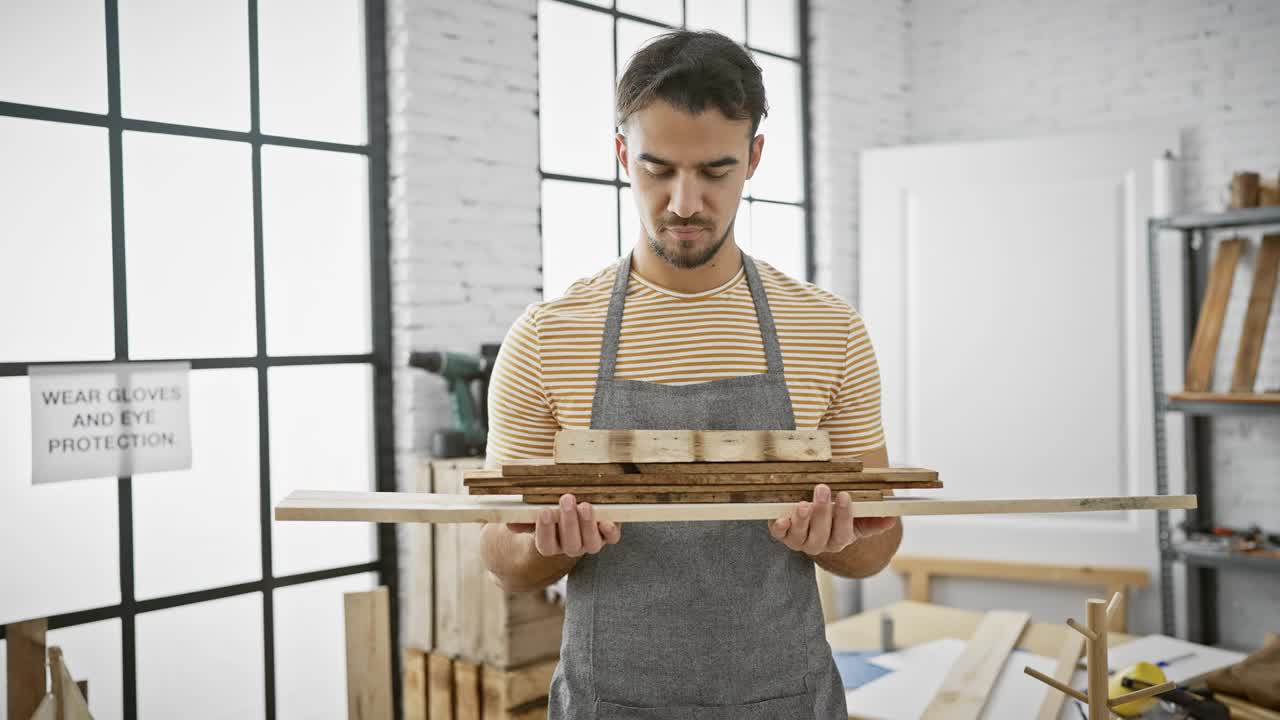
left=409, top=345, right=499, bottom=457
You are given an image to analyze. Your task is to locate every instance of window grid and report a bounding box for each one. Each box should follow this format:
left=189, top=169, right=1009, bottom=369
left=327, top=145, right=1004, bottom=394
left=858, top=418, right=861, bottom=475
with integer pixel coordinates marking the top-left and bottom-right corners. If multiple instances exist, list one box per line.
left=540, top=0, right=815, bottom=281
left=0, top=1, right=398, bottom=718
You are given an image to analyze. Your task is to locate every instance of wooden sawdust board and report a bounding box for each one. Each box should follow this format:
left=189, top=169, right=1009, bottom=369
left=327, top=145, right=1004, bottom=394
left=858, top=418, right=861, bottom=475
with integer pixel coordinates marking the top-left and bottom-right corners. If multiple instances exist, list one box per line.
left=275, top=491, right=1196, bottom=524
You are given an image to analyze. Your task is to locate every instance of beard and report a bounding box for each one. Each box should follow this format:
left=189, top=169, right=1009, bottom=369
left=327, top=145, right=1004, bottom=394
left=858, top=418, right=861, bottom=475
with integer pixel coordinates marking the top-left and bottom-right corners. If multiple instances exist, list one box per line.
left=647, top=219, right=734, bottom=270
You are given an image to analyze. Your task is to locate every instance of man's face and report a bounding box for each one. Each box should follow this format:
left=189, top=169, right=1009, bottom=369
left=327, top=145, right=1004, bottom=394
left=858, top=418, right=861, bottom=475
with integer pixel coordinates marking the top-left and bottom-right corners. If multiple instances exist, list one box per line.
left=617, top=99, right=763, bottom=269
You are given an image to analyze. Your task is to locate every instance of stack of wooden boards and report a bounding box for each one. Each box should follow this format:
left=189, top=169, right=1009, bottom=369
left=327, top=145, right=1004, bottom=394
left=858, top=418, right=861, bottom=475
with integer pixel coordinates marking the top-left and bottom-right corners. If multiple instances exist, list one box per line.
left=404, top=650, right=555, bottom=720
left=463, top=429, right=941, bottom=504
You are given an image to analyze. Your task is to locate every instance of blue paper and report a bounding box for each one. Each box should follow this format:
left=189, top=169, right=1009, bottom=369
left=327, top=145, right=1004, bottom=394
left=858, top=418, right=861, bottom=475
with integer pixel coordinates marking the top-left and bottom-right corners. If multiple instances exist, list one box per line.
left=833, top=650, right=893, bottom=689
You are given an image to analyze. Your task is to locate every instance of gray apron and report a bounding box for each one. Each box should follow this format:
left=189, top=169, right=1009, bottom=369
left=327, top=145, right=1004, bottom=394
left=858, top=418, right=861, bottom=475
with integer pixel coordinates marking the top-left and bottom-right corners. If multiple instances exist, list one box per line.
left=548, top=252, right=847, bottom=719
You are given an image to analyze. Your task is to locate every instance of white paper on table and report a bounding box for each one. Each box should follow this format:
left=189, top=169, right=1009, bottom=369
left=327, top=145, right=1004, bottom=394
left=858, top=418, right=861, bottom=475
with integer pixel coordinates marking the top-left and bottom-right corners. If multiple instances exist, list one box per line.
left=848, top=638, right=1059, bottom=719
left=1103, top=634, right=1245, bottom=684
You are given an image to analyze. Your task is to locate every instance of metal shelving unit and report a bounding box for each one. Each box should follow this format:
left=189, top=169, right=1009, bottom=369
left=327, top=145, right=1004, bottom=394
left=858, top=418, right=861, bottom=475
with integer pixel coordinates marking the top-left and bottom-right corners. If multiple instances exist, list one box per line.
left=1147, top=204, right=1280, bottom=642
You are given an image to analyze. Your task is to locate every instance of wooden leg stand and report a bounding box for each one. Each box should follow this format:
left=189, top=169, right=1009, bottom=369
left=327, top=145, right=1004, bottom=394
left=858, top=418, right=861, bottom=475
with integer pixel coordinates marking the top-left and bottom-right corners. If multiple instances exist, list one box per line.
left=1025, top=593, right=1176, bottom=720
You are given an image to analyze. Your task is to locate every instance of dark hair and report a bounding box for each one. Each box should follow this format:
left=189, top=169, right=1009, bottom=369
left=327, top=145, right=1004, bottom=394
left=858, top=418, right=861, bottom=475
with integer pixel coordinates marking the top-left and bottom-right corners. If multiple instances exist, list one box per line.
left=616, top=30, right=768, bottom=137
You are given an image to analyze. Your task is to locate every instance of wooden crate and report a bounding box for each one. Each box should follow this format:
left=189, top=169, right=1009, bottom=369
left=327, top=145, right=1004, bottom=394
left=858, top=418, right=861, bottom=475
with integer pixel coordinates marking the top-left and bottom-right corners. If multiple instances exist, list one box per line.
left=404, top=649, right=554, bottom=720
left=420, top=458, right=564, bottom=669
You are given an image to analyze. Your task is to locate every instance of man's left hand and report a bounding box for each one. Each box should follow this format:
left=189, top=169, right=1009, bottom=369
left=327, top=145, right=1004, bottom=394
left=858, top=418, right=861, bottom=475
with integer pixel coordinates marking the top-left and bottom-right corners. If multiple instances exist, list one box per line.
left=768, top=484, right=897, bottom=557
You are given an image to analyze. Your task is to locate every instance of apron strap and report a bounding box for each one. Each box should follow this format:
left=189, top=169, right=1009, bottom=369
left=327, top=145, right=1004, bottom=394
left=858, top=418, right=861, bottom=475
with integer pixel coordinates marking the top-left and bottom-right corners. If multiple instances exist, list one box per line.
left=740, top=253, right=788, bottom=378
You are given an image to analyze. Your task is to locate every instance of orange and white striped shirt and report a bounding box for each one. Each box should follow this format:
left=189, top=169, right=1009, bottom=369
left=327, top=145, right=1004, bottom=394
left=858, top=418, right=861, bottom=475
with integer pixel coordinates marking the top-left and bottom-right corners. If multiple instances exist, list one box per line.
left=485, top=258, right=885, bottom=464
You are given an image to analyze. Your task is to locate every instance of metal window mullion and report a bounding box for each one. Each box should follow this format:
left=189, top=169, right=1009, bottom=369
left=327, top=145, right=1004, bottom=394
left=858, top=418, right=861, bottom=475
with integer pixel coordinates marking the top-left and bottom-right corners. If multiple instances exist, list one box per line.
left=797, top=0, right=814, bottom=283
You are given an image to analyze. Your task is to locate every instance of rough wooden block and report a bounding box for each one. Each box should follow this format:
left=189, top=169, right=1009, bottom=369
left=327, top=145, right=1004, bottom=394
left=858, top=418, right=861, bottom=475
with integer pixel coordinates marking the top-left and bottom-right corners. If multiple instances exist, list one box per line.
left=481, top=658, right=558, bottom=716
left=427, top=652, right=454, bottom=720
left=554, top=429, right=831, bottom=463
left=344, top=587, right=393, bottom=720
left=453, top=659, right=482, bottom=720
left=402, top=649, right=427, bottom=720
left=465, top=468, right=937, bottom=489
left=1231, top=235, right=1280, bottom=392
left=498, top=458, right=863, bottom=476
left=6, top=618, right=47, bottom=720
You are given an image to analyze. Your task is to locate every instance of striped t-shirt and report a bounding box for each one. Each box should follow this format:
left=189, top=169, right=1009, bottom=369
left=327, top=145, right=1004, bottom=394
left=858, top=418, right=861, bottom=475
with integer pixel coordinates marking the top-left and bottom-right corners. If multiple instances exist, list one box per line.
left=484, top=257, right=886, bottom=465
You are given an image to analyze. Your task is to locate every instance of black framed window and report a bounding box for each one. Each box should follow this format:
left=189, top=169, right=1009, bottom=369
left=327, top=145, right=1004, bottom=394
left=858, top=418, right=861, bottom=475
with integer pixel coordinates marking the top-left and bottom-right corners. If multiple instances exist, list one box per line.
left=0, top=1, right=395, bottom=718
left=536, top=0, right=814, bottom=298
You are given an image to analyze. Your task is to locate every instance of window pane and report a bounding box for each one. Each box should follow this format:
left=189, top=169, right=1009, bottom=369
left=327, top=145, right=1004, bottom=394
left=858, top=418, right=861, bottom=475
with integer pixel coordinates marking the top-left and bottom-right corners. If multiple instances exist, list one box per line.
left=269, top=364, right=376, bottom=577
left=617, top=19, right=671, bottom=82
left=751, top=55, right=803, bottom=203
left=133, top=368, right=261, bottom=600
left=123, top=132, right=256, bottom=360
left=734, top=199, right=752, bottom=254
left=274, top=573, right=377, bottom=719
left=747, top=0, right=798, bottom=56
left=136, top=594, right=265, bottom=719
left=259, top=0, right=367, bottom=144
left=687, top=0, right=746, bottom=42
left=118, top=0, right=250, bottom=130
left=0, top=118, right=114, bottom=363
left=619, top=186, right=640, bottom=253
left=749, top=201, right=804, bottom=279
left=0, top=377, right=119, bottom=624
left=617, top=0, right=681, bottom=26
left=538, top=0, right=615, bottom=179
left=541, top=180, right=619, bottom=299
left=1, top=619, right=124, bottom=720
left=263, top=146, right=371, bottom=356
left=0, top=0, right=106, bottom=112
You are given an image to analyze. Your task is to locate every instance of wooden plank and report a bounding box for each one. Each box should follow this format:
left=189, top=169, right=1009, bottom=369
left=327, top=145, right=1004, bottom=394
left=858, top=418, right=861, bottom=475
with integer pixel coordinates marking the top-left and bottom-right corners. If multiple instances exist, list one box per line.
left=1186, top=237, right=1244, bottom=392
left=481, top=658, right=558, bottom=716
left=554, top=429, right=831, bottom=464
left=402, top=649, right=427, bottom=720
left=6, top=619, right=47, bottom=720
left=453, top=659, right=482, bottom=720
left=47, top=646, right=92, bottom=720
left=890, top=556, right=1148, bottom=590
left=1231, top=234, right=1280, bottom=392
left=499, top=459, right=630, bottom=476
left=427, top=653, right=454, bottom=720
left=28, top=694, right=56, bottom=720
left=921, top=611, right=1030, bottom=720
left=468, top=480, right=940, bottom=495
left=344, top=586, right=393, bottom=720
left=432, top=460, right=467, bottom=661
left=466, top=467, right=936, bottom=488
left=499, top=458, right=864, bottom=476
left=1168, top=391, right=1280, bottom=405
left=278, top=490, right=1196, bottom=524
left=404, top=458, right=434, bottom=651
left=522, top=489, right=887, bottom=504
left=1035, top=629, right=1087, bottom=720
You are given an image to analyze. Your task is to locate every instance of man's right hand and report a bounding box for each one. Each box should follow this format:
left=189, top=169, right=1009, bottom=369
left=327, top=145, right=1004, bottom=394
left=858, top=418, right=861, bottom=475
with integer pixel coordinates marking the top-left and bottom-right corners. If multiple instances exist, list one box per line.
left=506, top=493, right=622, bottom=558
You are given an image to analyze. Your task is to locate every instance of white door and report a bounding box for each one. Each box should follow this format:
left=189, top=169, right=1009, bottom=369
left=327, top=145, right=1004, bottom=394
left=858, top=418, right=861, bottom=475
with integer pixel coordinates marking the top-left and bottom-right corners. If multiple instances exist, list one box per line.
left=858, top=131, right=1185, bottom=635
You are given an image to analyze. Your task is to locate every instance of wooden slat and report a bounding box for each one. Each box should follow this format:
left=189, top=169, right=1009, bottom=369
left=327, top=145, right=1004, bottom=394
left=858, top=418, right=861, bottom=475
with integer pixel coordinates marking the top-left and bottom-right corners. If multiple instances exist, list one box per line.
left=481, top=658, right=558, bottom=717
left=427, top=653, right=454, bottom=720
left=466, top=467, right=937, bottom=488
left=404, top=459, right=434, bottom=651
left=1168, top=391, right=1280, bottom=405
left=28, top=694, right=56, bottom=720
left=402, top=649, right=427, bottom=720
left=48, top=646, right=92, bottom=720
left=6, top=619, right=47, bottom=720
left=921, top=611, right=1030, bottom=720
left=276, top=491, right=1197, bottom=524
left=344, top=587, right=393, bottom=720
left=1186, top=237, right=1244, bottom=391
left=522, top=489, right=886, bottom=504
left=1231, top=234, right=1280, bottom=392
left=499, top=459, right=630, bottom=476
left=433, top=462, right=464, bottom=663
left=453, top=659, right=482, bottom=720
left=1086, top=600, right=1109, bottom=720
left=1035, top=629, right=1087, bottom=720
left=469, top=481, right=940, bottom=496
left=890, top=556, right=1148, bottom=590
left=554, top=429, right=831, bottom=463
left=500, top=458, right=864, bottom=476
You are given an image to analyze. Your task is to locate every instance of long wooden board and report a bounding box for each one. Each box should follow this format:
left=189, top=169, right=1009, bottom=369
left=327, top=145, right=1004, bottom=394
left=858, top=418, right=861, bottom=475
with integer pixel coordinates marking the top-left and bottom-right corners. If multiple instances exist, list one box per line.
left=1186, top=237, right=1243, bottom=392
left=344, top=587, right=393, bottom=720
left=1035, top=629, right=1087, bottom=720
left=521, top=489, right=887, bottom=504
left=922, top=611, right=1031, bottom=719
left=499, top=458, right=864, bottom=476
left=554, top=429, right=831, bottom=463
left=276, top=491, right=1196, bottom=524
left=1231, top=234, right=1280, bottom=392
left=6, top=619, right=47, bottom=720
left=469, top=481, right=941, bottom=496
left=465, top=468, right=937, bottom=488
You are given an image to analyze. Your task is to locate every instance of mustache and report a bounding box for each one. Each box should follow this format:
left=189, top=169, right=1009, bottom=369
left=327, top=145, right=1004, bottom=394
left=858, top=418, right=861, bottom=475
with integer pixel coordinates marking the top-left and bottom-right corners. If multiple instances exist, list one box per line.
left=659, top=216, right=713, bottom=229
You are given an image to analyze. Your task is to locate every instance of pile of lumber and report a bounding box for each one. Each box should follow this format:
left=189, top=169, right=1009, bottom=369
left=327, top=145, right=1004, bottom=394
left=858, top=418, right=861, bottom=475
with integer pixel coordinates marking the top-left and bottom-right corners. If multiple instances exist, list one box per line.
left=463, top=429, right=941, bottom=504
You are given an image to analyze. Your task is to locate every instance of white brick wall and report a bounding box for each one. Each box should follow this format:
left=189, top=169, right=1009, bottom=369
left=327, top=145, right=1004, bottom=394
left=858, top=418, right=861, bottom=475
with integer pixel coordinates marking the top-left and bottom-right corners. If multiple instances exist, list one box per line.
left=387, top=0, right=541, bottom=495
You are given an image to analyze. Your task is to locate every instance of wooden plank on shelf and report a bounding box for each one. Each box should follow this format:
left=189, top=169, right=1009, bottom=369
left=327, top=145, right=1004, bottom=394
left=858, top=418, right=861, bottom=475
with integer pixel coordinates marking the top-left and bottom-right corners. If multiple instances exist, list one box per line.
left=553, top=429, right=831, bottom=464
left=1167, top=391, right=1280, bottom=405
left=499, top=459, right=630, bottom=476
left=402, top=649, right=426, bottom=720
left=277, top=491, right=1197, bottom=524
left=427, top=653, right=454, bottom=720
left=1185, top=237, right=1244, bottom=392
left=921, top=611, right=1030, bottom=720
left=6, top=618, right=48, bottom=720
left=343, top=586, right=393, bottom=720
left=1231, top=234, right=1280, bottom=392
left=521, top=489, right=886, bottom=504
left=465, top=467, right=935, bottom=488
left=1035, top=629, right=1087, bottom=720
